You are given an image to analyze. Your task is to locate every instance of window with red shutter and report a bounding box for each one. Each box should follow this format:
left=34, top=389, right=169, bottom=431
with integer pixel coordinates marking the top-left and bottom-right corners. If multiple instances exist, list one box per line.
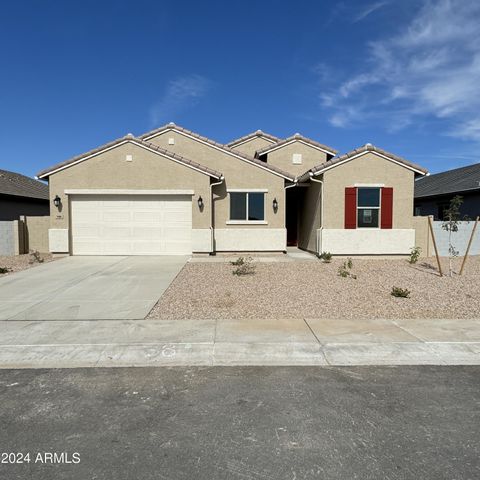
left=344, top=187, right=357, bottom=229
left=381, top=187, right=393, bottom=229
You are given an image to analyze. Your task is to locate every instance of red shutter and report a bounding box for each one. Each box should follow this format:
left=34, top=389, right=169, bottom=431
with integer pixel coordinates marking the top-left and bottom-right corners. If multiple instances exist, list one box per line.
left=344, top=187, right=357, bottom=229
left=381, top=187, right=393, bottom=229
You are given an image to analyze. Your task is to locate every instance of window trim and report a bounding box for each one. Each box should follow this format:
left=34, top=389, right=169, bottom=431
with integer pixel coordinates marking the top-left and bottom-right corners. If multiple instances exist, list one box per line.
left=228, top=191, right=267, bottom=223
left=356, top=187, right=381, bottom=229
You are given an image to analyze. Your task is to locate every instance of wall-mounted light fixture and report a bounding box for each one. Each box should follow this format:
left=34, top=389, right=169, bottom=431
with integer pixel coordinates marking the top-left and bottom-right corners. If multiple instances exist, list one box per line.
left=53, top=195, right=62, bottom=209
left=197, top=196, right=204, bottom=210
left=272, top=197, right=278, bottom=212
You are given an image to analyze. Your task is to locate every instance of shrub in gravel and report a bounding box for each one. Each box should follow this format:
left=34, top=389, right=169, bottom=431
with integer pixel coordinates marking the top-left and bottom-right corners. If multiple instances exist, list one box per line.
left=318, top=251, right=332, bottom=263
left=232, top=257, right=256, bottom=276
left=409, top=246, right=421, bottom=264
left=338, top=258, right=357, bottom=279
left=391, top=286, right=411, bottom=298
left=29, top=250, right=44, bottom=264
left=0, top=267, right=11, bottom=274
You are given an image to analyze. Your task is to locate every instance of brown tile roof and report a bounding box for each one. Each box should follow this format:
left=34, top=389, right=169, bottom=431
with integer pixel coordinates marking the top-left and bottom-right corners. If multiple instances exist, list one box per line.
left=226, top=130, right=281, bottom=147
left=0, top=169, right=49, bottom=200
left=256, top=133, right=338, bottom=157
left=36, top=135, right=223, bottom=180
left=297, top=143, right=429, bottom=182
left=139, top=123, right=295, bottom=181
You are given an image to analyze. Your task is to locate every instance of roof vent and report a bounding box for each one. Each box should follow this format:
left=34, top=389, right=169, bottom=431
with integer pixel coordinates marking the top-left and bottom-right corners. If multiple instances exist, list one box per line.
left=365, top=143, right=373, bottom=148
left=168, top=122, right=176, bottom=126
left=126, top=133, right=134, bottom=137
left=294, top=132, right=301, bottom=137
left=255, top=130, right=263, bottom=134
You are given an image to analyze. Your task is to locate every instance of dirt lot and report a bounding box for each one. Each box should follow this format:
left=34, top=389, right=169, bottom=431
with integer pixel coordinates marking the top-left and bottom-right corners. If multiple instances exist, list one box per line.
left=0, top=253, right=55, bottom=276
left=148, top=256, right=480, bottom=320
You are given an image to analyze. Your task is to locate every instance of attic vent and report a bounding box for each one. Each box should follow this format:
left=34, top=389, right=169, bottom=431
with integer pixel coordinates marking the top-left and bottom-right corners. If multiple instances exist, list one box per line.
left=126, top=154, right=133, bottom=162
left=292, top=153, right=302, bottom=165
left=168, top=137, right=175, bottom=145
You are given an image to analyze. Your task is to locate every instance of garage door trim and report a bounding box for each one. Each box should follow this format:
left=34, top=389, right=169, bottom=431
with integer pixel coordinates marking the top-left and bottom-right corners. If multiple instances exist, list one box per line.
left=65, top=189, right=194, bottom=195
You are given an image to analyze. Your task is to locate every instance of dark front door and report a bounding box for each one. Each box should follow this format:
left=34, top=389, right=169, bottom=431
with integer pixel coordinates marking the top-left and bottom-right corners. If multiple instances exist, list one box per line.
left=286, top=188, right=299, bottom=246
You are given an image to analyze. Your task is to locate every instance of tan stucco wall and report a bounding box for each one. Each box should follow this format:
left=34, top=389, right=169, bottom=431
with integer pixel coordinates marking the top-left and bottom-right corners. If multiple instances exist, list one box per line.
left=413, top=215, right=432, bottom=257
left=322, top=152, right=415, bottom=229
left=230, top=137, right=276, bottom=156
left=263, top=141, right=329, bottom=176
left=146, top=130, right=286, bottom=229
left=23, top=215, right=50, bottom=253
left=48, top=142, right=212, bottom=231
left=298, top=183, right=322, bottom=253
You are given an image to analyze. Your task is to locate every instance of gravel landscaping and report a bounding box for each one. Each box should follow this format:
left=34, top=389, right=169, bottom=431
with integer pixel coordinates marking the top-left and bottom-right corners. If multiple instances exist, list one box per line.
left=0, top=253, right=55, bottom=276
left=148, top=256, right=480, bottom=320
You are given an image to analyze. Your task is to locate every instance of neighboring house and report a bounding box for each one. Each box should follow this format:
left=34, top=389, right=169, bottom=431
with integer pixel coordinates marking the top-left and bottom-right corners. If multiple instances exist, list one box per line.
left=414, top=163, right=480, bottom=220
left=36, top=123, right=428, bottom=256
left=0, top=169, right=49, bottom=221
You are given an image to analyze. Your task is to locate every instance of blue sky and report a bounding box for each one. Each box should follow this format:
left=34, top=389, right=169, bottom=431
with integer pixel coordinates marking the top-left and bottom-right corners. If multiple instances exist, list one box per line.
left=1, top=0, right=479, bottom=178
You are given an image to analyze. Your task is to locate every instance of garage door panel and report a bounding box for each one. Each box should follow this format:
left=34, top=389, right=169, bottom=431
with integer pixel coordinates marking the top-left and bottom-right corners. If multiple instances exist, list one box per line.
left=71, top=194, right=192, bottom=255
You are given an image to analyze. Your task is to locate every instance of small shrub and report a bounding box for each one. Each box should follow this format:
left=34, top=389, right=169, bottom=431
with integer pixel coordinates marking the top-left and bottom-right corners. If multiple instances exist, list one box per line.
left=318, top=251, right=332, bottom=263
left=29, top=250, right=44, bottom=264
left=409, top=246, right=421, bottom=264
left=391, top=286, right=411, bottom=298
left=338, top=266, right=349, bottom=277
left=338, top=258, right=356, bottom=279
left=0, top=267, right=11, bottom=274
left=232, top=256, right=256, bottom=276
left=231, top=256, right=246, bottom=266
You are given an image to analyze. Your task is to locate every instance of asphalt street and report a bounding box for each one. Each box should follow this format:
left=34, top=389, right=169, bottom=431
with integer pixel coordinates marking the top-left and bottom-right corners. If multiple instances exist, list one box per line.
left=0, top=367, right=479, bottom=479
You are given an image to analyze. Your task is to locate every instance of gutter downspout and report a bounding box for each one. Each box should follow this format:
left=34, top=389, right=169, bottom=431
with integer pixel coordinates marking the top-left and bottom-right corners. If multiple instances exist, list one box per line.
left=309, top=172, right=323, bottom=254
left=210, top=176, right=224, bottom=255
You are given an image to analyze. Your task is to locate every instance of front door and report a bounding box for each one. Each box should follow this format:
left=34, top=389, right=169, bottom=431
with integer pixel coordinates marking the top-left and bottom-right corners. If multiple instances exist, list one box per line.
left=286, top=188, right=299, bottom=246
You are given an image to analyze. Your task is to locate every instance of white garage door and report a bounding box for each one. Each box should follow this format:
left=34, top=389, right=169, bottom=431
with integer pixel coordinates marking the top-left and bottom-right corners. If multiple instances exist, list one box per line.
left=71, top=194, right=192, bottom=255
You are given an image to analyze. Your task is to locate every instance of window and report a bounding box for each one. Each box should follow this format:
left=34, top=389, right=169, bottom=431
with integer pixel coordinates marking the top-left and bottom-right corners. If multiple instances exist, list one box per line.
left=357, top=187, right=380, bottom=228
left=229, top=192, right=265, bottom=221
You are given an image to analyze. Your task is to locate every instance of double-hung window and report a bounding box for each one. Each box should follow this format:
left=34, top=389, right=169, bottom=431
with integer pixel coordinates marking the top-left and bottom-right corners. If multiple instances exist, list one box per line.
left=229, top=192, right=265, bottom=222
left=357, top=187, right=380, bottom=228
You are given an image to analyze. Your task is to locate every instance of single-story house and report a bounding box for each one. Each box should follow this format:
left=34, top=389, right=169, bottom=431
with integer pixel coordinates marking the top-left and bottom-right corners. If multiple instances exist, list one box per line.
left=414, top=162, right=480, bottom=220
left=36, top=123, right=428, bottom=255
left=0, top=169, right=49, bottom=221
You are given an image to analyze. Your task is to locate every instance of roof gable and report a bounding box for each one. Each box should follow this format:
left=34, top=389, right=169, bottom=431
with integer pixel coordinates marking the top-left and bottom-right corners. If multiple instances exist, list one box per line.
left=36, top=135, right=223, bottom=180
left=226, top=130, right=280, bottom=148
left=297, top=144, right=428, bottom=182
left=415, top=162, right=480, bottom=198
left=0, top=169, right=49, bottom=200
left=140, top=123, right=295, bottom=180
left=256, top=133, right=338, bottom=157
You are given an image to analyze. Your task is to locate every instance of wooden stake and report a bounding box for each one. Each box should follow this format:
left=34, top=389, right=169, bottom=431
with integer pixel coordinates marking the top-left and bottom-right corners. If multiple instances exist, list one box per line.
left=459, top=216, right=479, bottom=275
left=428, top=215, right=443, bottom=277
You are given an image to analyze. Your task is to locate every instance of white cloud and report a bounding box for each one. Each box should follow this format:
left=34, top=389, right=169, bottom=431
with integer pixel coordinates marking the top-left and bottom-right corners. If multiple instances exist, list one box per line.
left=319, top=0, right=480, bottom=140
left=353, top=1, right=389, bottom=23
left=150, top=74, right=211, bottom=126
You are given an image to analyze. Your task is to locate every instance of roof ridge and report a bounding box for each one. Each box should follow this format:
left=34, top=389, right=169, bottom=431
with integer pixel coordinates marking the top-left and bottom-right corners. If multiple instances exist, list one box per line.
left=226, top=130, right=281, bottom=147
left=256, top=133, right=338, bottom=156
left=139, top=123, right=295, bottom=180
left=297, top=143, right=428, bottom=182
left=36, top=135, right=223, bottom=179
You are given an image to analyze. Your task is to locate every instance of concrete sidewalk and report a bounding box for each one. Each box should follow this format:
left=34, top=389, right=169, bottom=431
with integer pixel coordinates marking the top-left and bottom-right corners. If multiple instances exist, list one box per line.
left=1, top=317, right=479, bottom=368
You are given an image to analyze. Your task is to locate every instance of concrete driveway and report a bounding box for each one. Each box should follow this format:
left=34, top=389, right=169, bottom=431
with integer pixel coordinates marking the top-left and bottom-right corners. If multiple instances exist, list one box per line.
left=0, top=256, right=188, bottom=320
